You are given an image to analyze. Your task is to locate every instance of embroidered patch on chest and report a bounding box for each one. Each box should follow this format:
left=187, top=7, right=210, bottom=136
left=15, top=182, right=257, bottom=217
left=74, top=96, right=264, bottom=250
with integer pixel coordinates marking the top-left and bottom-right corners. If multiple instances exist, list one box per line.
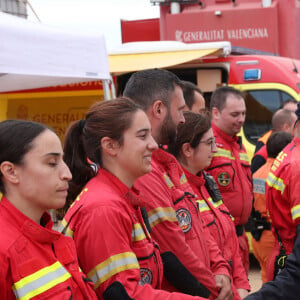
left=176, top=208, right=192, bottom=233
left=217, top=172, right=231, bottom=186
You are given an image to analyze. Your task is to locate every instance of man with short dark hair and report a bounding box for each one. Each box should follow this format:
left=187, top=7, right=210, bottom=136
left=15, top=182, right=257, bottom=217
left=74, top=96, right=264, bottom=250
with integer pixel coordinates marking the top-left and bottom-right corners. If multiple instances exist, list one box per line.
left=124, top=69, right=233, bottom=300
left=207, top=86, right=253, bottom=275
left=181, top=80, right=206, bottom=114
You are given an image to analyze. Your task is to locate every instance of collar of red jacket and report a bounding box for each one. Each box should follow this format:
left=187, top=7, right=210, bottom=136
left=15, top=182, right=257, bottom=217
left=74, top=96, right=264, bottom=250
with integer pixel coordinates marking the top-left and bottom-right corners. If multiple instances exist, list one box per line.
left=152, top=148, right=185, bottom=186
left=182, top=167, right=205, bottom=188
left=0, top=195, right=61, bottom=243
left=97, top=168, right=143, bottom=208
left=152, top=147, right=176, bottom=164
left=211, top=122, right=239, bottom=144
left=293, top=136, right=300, bottom=146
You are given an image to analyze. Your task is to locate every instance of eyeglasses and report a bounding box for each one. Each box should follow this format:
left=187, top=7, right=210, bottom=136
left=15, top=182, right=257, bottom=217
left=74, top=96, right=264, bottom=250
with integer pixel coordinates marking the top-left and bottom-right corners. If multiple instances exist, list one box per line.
left=198, top=137, right=216, bottom=150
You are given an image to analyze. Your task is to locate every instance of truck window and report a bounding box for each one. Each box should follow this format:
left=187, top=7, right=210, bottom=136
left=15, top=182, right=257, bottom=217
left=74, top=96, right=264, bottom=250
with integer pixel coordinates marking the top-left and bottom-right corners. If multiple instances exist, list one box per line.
left=243, top=89, right=293, bottom=145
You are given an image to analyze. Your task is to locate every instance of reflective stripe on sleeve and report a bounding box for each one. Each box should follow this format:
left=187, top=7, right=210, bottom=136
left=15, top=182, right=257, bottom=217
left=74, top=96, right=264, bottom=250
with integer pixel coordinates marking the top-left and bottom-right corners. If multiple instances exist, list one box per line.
left=131, top=223, right=147, bottom=242
left=239, top=152, right=250, bottom=163
left=196, top=200, right=211, bottom=213
left=209, top=198, right=223, bottom=209
left=147, top=207, right=177, bottom=228
left=12, top=261, right=71, bottom=300
left=291, top=204, right=300, bottom=221
left=266, top=173, right=286, bottom=194
left=87, top=252, right=139, bottom=289
left=212, top=148, right=235, bottom=160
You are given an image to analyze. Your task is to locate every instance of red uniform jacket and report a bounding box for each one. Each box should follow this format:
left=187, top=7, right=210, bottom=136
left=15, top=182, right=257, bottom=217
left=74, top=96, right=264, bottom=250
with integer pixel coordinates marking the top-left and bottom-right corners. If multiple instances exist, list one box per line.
left=0, top=195, right=96, bottom=300
left=61, top=169, right=205, bottom=300
left=207, top=123, right=253, bottom=226
left=184, top=168, right=250, bottom=299
left=267, top=137, right=300, bottom=254
left=135, top=148, right=231, bottom=298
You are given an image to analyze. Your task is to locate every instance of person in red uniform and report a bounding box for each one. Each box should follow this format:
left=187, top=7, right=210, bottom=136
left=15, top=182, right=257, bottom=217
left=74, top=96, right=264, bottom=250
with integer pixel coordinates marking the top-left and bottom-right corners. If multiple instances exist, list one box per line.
left=123, top=69, right=233, bottom=300
left=168, top=111, right=250, bottom=299
left=206, top=86, right=253, bottom=275
left=0, top=120, right=97, bottom=299
left=251, top=108, right=297, bottom=174
left=60, top=98, right=208, bottom=300
left=251, top=131, right=292, bottom=283
left=265, top=105, right=300, bottom=281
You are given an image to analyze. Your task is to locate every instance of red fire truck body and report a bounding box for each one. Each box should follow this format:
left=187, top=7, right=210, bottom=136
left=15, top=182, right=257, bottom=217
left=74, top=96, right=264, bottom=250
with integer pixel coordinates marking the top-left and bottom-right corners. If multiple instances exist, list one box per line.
left=122, top=0, right=300, bottom=60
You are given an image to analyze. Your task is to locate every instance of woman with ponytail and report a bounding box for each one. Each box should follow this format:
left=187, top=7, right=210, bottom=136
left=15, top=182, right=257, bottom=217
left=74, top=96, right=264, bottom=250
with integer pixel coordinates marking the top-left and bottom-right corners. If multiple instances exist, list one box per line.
left=60, top=97, right=208, bottom=300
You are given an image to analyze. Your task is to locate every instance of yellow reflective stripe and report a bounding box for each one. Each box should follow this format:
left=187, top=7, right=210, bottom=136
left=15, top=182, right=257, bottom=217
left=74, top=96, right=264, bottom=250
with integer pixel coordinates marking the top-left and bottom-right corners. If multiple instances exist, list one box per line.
left=291, top=204, right=300, bottom=221
left=207, top=197, right=223, bottom=208
left=0, top=193, right=2, bottom=201
left=13, top=261, right=71, bottom=300
left=148, top=207, right=177, bottom=228
left=59, top=218, right=74, bottom=238
left=239, top=152, right=250, bottom=163
left=131, top=223, right=147, bottom=242
left=87, top=252, right=139, bottom=288
left=180, top=173, right=188, bottom=185
left=266, top=172, right=286, bottom=194
left=213, top=148, right=235, bottom=160
left=163, top=174, right=174, bottom=189
left=196, top=200, right=211, bottom=213
left=69, top=187, right=89, bottom=209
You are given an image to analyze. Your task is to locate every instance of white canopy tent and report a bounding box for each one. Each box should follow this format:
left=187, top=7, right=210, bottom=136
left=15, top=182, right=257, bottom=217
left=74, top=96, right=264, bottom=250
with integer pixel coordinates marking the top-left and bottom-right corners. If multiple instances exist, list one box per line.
left=0, top=12, right=111, bottom=98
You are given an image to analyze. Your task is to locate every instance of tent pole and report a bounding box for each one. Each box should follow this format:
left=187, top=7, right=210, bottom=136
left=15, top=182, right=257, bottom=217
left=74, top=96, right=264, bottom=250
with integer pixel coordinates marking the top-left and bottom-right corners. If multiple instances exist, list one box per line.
left=103, top=79, right=111, bottom=100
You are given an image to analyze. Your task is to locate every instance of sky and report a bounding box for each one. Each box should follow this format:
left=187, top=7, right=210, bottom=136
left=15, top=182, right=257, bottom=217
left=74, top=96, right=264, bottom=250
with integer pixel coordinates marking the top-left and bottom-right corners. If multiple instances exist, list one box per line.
left=27, top=0, right=160, bottom=50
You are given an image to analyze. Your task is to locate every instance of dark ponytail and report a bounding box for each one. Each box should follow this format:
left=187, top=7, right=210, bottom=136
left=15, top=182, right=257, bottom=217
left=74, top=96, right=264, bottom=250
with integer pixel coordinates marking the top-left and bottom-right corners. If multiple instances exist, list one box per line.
left=59, top=97, right=141, bottom=217
left=57, top=120, right=96, bottom=218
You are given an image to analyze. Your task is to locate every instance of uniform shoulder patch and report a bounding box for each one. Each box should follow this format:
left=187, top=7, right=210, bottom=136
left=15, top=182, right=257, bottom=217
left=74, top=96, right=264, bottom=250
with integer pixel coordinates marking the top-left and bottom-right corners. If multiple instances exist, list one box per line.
left=217, top=172, right=231, bottom=186
left=139, top=268, right=153, bottom=285
left=176, top=208, right=192, bottom=233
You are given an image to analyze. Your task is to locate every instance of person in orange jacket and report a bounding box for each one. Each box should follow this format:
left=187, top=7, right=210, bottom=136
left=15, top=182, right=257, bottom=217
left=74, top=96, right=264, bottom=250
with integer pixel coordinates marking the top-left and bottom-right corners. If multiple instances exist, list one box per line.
left=0, top=120, right=97, bottom=299
left=124, top=69, right=233, bottom=300
left=168, top=111, right=250, bottom=299
left=60, top=98, right=209, bottom=300
left=265, top=103, right=300, bottom=281
left=206, top=86, right=252, bottom=275
left=251, top=131, right=292, bottom=283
